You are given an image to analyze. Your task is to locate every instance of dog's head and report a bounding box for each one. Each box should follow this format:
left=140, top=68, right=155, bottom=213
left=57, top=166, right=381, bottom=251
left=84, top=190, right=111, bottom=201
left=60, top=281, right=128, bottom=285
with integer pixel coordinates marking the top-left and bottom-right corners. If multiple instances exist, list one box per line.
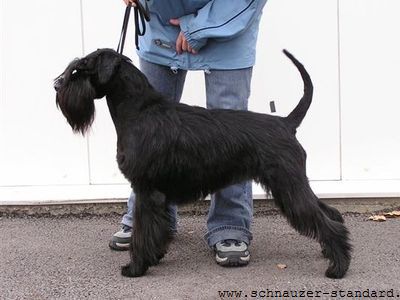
left=54, top=48, right=129, bottom=134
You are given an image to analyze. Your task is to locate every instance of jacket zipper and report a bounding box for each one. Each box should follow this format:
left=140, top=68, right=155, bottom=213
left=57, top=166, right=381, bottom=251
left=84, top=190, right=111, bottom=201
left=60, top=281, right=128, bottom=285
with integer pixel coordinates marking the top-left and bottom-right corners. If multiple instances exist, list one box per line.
left=189, top=0, right=256, bottom=35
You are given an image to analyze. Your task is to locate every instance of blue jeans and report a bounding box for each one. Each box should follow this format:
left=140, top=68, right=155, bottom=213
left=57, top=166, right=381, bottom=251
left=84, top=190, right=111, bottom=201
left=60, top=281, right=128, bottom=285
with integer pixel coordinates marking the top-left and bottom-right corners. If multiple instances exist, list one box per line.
left=121, top=59, right=253, bottom=247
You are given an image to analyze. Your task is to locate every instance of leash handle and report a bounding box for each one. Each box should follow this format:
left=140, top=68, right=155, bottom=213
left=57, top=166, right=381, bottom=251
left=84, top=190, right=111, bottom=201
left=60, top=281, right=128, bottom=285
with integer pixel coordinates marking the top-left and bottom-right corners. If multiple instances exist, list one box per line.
left=117, top=1, right=150, bottom=54
left=117, top=5, right=131, bottom=54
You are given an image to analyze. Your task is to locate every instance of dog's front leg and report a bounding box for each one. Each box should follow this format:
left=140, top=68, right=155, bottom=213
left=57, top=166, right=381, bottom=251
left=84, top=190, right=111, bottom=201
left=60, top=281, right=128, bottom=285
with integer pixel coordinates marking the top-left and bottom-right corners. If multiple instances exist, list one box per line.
left=121, top=190, right=174, bottom=277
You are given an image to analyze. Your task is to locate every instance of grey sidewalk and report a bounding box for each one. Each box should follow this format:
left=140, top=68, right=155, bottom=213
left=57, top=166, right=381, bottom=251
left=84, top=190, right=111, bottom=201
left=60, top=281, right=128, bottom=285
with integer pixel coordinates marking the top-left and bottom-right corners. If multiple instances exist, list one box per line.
left=0, top=211, right=399, bottom=299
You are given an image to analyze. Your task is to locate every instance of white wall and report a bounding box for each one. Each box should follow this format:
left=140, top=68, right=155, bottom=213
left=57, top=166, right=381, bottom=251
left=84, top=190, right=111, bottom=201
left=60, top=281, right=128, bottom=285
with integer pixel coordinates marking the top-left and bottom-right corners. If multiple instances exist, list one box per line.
left=1, top=0, right=400, bottom=204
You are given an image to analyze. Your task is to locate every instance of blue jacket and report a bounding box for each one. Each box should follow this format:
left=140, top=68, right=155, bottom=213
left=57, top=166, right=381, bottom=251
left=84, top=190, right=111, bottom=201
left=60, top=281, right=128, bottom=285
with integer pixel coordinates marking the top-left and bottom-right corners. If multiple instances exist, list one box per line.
left=137, top=0, right=268, bottom=70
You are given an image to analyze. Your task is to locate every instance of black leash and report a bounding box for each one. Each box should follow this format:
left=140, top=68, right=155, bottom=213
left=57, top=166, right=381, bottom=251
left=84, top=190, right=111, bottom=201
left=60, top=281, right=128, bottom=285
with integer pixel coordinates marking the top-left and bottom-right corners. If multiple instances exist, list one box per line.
left=117, top=1, right=150, bottom=54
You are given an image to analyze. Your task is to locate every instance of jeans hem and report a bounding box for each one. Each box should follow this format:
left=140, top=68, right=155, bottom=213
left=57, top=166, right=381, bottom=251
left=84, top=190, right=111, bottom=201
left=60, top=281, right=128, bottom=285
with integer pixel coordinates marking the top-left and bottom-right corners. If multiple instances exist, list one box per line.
left=204, top=225, right=253, bottom=248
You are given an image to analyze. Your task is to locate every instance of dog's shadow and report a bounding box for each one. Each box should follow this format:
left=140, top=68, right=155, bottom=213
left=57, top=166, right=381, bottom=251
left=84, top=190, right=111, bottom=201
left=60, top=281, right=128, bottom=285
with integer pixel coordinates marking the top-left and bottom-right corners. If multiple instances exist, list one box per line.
left=151, top=215, right=325, bottom=275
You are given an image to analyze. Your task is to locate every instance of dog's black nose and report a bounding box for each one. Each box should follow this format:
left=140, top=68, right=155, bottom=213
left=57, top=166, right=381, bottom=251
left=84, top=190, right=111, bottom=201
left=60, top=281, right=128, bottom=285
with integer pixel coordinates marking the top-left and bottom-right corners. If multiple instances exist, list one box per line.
left=54, top=76, right=64, bottom=92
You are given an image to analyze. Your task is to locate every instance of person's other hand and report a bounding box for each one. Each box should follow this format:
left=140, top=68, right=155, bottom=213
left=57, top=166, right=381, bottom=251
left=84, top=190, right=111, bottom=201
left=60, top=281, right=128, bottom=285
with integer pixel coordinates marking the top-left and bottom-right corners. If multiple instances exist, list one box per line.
left=170, top=19, right=197, bottom=55
left=123, top=0, right=137, bottom=7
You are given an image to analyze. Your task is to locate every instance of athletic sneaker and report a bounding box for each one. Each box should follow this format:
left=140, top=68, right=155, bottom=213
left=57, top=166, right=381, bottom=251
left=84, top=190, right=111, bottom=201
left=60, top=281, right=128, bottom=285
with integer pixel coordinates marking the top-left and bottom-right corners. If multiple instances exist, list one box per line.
left=109, top=225, right=132, bottom=251
left=214, top=239, right=250, bottom=266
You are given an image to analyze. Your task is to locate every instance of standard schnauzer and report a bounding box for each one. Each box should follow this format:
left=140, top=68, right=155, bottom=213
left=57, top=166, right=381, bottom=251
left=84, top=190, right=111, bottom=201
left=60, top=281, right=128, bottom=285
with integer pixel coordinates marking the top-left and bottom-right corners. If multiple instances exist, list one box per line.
left=54, top=48, right=351, bottom=279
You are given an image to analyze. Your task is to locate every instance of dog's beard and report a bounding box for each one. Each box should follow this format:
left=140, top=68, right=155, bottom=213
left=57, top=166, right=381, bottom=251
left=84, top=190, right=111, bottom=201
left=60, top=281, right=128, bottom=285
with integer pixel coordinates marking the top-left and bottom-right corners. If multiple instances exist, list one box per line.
left=56, top=77, right=96, bottom=134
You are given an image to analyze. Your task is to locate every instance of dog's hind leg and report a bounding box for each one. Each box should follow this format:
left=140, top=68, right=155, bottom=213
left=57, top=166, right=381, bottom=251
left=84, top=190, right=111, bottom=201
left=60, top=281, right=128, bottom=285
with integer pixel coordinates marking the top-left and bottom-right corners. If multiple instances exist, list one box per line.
left=121, top=190, right=174, bottom=277
left=316, top=200, right=345, bottom=258
left=264, top=168, right=351, bottom=278
left=317, top=200, right=344, bottom=223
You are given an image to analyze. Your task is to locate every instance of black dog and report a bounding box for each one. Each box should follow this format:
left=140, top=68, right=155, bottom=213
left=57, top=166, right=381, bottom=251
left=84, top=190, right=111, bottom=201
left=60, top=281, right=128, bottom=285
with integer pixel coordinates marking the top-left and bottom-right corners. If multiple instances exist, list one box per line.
left=54, top=48, right=351, bottom=279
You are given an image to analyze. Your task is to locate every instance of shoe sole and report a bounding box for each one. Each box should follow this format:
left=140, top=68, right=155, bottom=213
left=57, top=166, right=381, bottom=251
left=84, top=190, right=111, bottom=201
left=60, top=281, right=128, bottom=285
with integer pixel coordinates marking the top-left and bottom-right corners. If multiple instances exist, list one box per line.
left=216, top=253, right=250, bottom=267
left=109, top=240, right=130, bottom=251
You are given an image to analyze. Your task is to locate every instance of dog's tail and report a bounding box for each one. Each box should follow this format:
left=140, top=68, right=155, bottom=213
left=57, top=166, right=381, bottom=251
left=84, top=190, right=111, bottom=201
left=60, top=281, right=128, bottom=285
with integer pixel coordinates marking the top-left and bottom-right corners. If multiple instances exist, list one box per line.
left=283, top=49, right=313, bottom=131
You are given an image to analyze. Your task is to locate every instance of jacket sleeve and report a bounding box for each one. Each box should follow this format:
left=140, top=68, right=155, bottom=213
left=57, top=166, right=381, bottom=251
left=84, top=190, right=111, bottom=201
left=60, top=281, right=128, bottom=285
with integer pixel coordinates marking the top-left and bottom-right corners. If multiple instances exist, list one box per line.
left=178, top=0, right=266, bottom=51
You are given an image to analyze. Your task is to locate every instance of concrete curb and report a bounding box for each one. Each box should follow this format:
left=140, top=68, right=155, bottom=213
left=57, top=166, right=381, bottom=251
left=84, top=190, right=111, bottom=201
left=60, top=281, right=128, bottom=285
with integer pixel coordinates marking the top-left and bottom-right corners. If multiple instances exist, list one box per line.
left=0, top=198, right=399, bottom=217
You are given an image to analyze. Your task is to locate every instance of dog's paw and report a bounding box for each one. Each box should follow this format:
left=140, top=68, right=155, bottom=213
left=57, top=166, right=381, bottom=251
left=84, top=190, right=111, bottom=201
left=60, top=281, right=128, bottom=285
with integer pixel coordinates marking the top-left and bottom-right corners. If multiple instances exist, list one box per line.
left=155, top=253, right=165, bottom=264
left=325, top=263, right=348, bottom=279
left=121, top=263, right=148, bottom=278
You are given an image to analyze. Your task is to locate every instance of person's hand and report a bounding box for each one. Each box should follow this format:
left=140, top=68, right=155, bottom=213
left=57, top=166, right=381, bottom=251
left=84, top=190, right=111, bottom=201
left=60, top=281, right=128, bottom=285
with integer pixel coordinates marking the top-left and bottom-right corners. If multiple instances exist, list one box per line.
left=123, top=0, right=137, bottom=7
left=170, top=19, right=197, bottom=55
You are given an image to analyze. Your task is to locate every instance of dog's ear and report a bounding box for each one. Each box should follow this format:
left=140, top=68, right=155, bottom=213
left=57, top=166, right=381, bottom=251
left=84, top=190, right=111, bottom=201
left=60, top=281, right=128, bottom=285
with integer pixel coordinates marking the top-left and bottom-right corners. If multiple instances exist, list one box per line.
left=97, top=54, right=121, bottom=85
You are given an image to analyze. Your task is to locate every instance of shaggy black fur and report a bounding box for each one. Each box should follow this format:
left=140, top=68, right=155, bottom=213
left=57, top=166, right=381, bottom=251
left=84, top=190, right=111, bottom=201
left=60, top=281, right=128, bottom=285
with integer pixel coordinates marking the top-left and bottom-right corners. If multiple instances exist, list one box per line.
left=54, top=48, right=351, bottom=278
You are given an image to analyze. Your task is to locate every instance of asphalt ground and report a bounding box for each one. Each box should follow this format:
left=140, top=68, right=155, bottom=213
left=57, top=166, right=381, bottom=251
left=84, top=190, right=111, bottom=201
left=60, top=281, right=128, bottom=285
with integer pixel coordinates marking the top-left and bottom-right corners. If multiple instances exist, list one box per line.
left=0, top=213, right=399, bottom=300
